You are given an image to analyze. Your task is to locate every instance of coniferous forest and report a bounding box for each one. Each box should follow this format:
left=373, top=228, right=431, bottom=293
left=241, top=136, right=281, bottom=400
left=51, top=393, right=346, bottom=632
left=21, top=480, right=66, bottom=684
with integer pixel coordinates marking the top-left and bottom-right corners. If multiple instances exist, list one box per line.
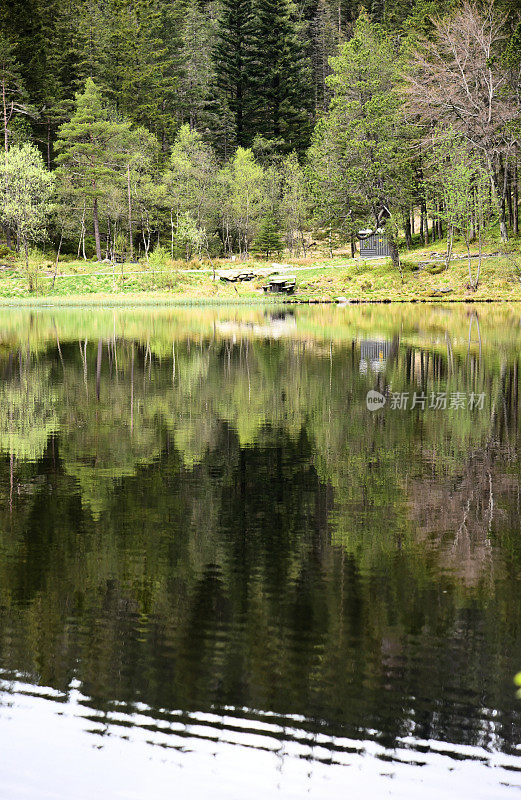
left=0, top=0, right=520, bottom=273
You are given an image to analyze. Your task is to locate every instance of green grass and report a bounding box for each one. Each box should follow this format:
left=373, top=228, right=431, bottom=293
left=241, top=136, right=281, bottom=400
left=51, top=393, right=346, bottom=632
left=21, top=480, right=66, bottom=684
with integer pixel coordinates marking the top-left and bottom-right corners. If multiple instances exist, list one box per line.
left=0, top=239, right=519, bottom=304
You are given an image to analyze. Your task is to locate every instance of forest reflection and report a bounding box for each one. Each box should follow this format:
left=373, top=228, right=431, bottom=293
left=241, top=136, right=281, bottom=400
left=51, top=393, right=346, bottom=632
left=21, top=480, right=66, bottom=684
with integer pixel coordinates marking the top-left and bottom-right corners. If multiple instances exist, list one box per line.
left=0, top=305, right=520, bottom=764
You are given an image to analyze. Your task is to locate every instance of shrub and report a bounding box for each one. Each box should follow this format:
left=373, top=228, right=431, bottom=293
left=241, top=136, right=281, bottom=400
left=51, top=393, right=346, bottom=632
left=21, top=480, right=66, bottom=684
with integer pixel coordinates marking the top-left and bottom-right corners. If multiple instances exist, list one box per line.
left=0, top=243, right=14, bottom=259
left=149, top=245, right=169, bottom=268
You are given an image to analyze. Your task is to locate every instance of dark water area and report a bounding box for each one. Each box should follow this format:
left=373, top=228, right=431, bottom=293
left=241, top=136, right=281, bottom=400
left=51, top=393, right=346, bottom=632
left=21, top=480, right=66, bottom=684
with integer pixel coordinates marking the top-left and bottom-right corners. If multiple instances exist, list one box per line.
left=1, top=304, right=521, bottom=799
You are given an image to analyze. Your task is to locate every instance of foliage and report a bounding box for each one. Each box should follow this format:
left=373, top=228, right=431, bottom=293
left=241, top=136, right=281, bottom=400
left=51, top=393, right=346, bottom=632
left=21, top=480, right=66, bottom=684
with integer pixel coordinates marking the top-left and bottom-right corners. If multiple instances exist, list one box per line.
left=1, top=142, right=54, bottom=287
left=254, top=214, right=283, bottom=257
left=54, top=78, right=133, bottom=260
left=0, top=2, right=520, bottom=265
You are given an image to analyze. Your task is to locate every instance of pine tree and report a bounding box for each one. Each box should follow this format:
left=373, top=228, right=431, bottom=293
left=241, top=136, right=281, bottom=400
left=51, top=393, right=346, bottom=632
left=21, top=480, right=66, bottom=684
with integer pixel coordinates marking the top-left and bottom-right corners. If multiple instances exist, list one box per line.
left=72, top=0, right=111, bottom=88
left=311, top=11, right=415, bottom=268
left=54, top=78, right=132, bottom=260
left=248, top=0, right=313, bottom=153
left=214, top=0, right=255, bottom=148
left=310, top=0, right=342, bottom=113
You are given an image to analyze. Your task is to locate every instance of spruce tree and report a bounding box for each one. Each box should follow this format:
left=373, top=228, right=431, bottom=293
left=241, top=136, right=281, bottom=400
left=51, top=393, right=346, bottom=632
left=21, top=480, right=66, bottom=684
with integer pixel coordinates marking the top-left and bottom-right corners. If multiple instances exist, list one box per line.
left=248, top=0, right=313, bottom=153
left=214, top=0, right=255, bottom=147
left=255, top=214, right=283, bottom=258
left=178, top=0, right=216, bottom=131
left=104, top=0, right=179, bottom=148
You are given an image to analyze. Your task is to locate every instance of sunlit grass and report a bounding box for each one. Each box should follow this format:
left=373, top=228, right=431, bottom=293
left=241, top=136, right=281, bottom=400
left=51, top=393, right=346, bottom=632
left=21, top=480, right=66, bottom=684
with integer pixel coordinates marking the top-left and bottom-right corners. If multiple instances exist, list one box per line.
left=0, top=235, right=519, bottom=303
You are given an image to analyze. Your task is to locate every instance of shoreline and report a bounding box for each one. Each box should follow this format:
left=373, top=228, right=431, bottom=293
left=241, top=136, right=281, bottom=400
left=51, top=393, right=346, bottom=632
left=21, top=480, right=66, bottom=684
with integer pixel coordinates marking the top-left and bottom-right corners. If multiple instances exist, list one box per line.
left=0, top=247, right=519, bottom=307
left=0, top=294, right=518, bottom=308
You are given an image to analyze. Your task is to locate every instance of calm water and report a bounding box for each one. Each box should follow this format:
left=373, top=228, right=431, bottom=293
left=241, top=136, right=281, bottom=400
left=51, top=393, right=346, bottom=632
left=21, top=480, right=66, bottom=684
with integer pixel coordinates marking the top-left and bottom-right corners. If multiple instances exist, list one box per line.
left=1, top=304, right=521, bottom=799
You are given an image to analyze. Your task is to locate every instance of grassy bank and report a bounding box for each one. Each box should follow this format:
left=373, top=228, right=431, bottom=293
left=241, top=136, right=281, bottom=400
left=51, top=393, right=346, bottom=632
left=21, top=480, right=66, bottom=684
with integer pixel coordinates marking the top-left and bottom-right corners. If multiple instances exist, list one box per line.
left=0, top=241, right=519, bottom=304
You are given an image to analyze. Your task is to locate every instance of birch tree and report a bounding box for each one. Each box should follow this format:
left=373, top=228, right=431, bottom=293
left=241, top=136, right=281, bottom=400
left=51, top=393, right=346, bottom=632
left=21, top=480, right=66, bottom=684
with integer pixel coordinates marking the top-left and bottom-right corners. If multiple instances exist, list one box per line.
left=1, top=143, right=54, bottom=289
left=406, top=2, right=521, bottom=242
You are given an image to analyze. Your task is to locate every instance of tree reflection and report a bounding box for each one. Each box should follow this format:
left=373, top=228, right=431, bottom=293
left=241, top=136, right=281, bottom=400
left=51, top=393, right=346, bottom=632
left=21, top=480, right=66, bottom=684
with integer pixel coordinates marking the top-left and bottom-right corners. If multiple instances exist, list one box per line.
left=0, top=309, right=520, bottom=755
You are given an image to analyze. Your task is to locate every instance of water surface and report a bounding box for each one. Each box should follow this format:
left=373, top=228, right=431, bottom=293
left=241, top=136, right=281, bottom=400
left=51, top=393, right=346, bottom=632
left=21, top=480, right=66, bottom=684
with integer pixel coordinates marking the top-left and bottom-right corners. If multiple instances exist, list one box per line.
left=1, top=304, right=521, bottom=799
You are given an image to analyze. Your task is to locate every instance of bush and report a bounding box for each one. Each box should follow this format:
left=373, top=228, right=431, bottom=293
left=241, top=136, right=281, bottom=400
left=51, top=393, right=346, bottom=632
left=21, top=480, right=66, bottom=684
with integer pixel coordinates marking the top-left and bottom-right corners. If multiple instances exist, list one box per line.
left=399, top=259, right=420, bottom=272
left=0, top=243, right=15, bottom=259
left=149, top=245, right=169, bottom=268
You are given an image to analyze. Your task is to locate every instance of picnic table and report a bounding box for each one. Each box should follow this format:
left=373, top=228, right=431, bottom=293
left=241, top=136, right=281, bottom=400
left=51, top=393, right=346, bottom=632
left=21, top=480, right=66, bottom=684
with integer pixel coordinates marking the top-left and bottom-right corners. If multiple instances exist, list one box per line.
left=263, top=275, right=296, bottom=294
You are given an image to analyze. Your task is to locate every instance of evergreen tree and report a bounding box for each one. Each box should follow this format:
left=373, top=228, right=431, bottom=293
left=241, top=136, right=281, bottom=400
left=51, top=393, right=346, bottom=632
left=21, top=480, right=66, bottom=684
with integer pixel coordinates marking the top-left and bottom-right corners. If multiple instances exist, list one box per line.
left=31, top=0, right=81, bottom=167
left=310, top=0, right=342, bottom=114
left=0, top=34, right=30, bottom=154
left=214, top=0, right=255, bottom=148
left=73, top=0, right=111, bottom=87
left=254, top=214, right=283, bottom=257
left=248, top=0, right=313, bottom=153
left=54, top=78, right=132, bottom=260
left=178, top=0, right=226, bottom=142
left=310, top=12, right=415, bottom=267
left=103, top=0, right=179, bottom=148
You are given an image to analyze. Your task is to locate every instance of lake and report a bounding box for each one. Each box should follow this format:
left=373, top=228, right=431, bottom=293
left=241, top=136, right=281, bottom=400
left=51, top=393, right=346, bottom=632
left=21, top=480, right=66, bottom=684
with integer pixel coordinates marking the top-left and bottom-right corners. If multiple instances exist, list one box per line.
left=0, top=304, right=521, bottom=799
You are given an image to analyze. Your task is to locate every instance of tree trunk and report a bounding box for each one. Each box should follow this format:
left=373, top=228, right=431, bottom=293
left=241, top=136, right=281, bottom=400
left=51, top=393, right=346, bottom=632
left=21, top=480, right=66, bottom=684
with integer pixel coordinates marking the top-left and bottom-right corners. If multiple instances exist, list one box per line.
left=23, top=235, right=32, bottom=292
left=421, top=200, right=429, bottom=245
left=464, top=231, right=473, bottom=288
left=404, top=214, right=412, bottom=249
left=300, top=225, right=307, bottom=257
left=52, top=231, right=63, bottom=289
left=2, top=79, right=10, bottom=249
left=475, top=222, right=483, bottom=290
left=513, top=161, right=519, bottom=236
left=387, top=232, right=403, bottom=282
left=93, top=197, right=102, bottom=260
left=47, top=119, right=52, bottom=170
left=2, top=77, right=8, bottom=156
left=507, top=165, right=514, bottom=229
left=437, top=203, right=443, bottom=239
left=445, top=224, right=454, bottom=269
left=127, top=163, right=133, bottom=260
left=490, top=161, right=508, bottom=242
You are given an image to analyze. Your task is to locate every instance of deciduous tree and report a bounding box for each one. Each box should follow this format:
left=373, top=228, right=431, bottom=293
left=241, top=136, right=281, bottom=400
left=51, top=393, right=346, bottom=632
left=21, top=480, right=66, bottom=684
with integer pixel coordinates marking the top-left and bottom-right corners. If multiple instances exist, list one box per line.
left=1, top=142, right=54, bottom=287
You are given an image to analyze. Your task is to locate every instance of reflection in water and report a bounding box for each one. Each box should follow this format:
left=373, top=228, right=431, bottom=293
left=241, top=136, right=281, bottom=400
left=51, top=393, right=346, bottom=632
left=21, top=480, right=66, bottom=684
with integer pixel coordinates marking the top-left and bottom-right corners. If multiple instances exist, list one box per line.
left=0, top=305, right=521, bottom=798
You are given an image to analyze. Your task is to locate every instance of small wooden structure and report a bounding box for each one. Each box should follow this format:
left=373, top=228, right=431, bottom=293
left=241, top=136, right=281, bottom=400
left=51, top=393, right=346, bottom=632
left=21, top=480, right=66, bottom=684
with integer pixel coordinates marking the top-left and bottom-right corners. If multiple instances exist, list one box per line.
left=263, top=275, right=296, bottom=294
left=358, top=228, right=391, bottom=259
left=218, top=269, right=256, bottom=282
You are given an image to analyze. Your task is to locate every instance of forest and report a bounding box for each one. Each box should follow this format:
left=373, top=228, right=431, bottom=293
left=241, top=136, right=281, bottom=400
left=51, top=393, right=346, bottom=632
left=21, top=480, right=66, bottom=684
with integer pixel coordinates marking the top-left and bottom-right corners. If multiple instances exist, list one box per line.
left=0, top=0, right=520, bottom=276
